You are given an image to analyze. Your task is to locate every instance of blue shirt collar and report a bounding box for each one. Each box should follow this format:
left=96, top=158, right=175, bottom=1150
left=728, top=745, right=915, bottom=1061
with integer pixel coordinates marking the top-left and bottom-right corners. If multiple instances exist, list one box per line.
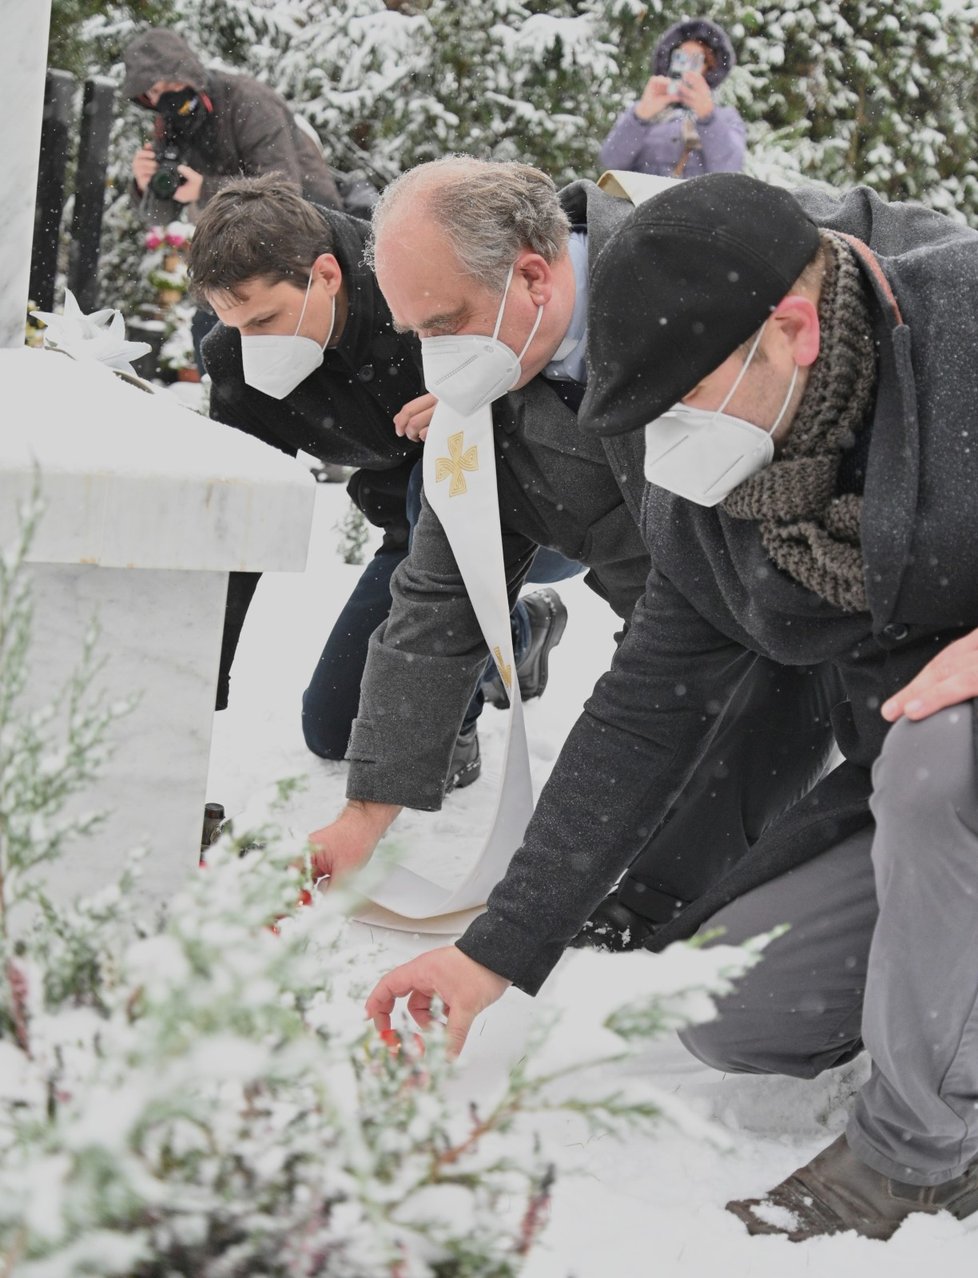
left=543, top=230, right=588, bottom=384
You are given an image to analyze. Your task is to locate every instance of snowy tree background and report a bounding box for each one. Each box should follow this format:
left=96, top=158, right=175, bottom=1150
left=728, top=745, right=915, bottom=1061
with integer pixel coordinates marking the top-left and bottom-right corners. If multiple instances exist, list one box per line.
left=42, top=0, right=978, bottom=310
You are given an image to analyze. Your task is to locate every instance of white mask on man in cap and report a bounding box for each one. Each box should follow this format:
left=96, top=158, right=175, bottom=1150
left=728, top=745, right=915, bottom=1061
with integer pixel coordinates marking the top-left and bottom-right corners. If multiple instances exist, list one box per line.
left=643, top=322, right=798, bottom=507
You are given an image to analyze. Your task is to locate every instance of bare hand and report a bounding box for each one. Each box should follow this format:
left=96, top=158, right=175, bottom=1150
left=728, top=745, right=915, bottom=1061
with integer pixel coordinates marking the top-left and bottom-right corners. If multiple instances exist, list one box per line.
left=634, top=75, right=677, bottom=122
left=173, top=164, right=204, bottom=204
left=307, top=799, right=400, bottom=885
left=365, top=946, right=512, bottom=1057
left=394, top=392, right=438, bottom=443
left=676, top=69, right=714, bottom=121
left=882, top=629, right=978, bottom=721
left=132, top=144, right=158, bottom=193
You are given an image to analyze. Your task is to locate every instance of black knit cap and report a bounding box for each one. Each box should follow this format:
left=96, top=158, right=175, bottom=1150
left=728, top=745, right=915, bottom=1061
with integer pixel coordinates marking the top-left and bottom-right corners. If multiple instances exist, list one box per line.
left=579, top=173, right=821, bottom=438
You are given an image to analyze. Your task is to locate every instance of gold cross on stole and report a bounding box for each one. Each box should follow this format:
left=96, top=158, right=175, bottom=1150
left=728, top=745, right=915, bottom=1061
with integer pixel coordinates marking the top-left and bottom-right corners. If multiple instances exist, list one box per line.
left=492, top=646, right=513, bottom=688
left=435, top=431, right=479, bottom=497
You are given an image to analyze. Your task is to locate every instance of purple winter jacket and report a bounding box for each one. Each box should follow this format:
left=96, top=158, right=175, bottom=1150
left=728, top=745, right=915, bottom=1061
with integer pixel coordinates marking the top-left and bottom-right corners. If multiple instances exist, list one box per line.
left=599, top=104, right=746, bottom=178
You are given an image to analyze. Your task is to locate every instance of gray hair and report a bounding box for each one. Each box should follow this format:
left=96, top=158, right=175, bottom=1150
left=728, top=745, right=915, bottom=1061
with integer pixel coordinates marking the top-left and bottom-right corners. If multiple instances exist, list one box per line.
left=366, top=156, right=571, bottom=292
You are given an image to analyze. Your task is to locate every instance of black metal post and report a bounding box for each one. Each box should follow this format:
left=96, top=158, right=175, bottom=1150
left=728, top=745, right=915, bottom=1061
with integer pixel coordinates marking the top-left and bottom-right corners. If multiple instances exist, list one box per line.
left=29, top=69, right=76, bottom=313
left=67, top=76, right=115, bottom=312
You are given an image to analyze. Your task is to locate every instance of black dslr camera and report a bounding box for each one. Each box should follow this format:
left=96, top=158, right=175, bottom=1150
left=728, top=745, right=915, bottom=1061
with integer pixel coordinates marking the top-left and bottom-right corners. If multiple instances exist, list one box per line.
left=147, top=89, right=203, bottom=200
left=148, top=138, right=186, bottom=200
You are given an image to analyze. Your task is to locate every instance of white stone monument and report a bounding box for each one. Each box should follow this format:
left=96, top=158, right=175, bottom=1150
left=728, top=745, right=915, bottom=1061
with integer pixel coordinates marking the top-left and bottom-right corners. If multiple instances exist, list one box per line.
left=1, top=349, right=316, bottom=903
left=0, top=3, right=316, bottom=902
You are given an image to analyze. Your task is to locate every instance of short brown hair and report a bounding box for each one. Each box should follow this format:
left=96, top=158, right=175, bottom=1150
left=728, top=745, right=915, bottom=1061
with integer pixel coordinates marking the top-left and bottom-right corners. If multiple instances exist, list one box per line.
left=187, top=174, right=336, bottom=307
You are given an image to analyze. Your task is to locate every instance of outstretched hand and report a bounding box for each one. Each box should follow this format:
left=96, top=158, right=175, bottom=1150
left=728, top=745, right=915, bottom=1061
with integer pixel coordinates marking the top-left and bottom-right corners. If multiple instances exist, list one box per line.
left=307, top=800, right=400, bottom=886
left=882, top=628, right=978, bottom=722
left=365, top=945, right=512, bottom=1057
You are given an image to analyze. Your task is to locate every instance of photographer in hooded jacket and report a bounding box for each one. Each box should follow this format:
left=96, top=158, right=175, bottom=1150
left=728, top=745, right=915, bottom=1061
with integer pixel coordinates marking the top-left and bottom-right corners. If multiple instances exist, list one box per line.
left=123, top=27, right=343, bottom=367
left=124, top=28, right=342, bottom=220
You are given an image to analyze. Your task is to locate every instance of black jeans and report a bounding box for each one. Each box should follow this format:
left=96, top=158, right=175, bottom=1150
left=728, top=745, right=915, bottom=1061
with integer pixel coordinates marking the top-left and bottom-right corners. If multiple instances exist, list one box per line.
left=301, top=545, right=408, bottom=758
left=301, top=462, right=583, bottom=759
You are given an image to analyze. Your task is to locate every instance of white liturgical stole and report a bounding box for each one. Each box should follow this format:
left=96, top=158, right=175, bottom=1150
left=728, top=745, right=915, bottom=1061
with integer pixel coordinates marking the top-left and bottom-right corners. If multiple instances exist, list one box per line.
left=358, top=398, right=535, bottom=929
left=357, top=270, right=540, bottom=930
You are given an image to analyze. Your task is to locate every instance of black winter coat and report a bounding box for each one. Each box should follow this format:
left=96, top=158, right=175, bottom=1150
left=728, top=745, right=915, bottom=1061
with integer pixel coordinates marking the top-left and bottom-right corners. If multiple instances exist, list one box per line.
left=201, top=206, right=423, bottom=703
left=458, top=184, right=978, bottom=995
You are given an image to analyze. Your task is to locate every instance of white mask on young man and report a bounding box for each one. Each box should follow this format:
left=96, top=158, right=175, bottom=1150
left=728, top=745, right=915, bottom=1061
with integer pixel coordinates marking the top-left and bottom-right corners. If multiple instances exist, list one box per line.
left=420, top=263, right=543, bottom=414
left=643, top=323, right=799, bottom=507
left=240, top=270, right=336, bottom=400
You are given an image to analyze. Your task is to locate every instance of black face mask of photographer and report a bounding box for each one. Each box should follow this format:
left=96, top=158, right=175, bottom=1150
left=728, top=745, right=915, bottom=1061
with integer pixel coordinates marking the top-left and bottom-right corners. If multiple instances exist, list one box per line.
left=155, top=88, right=207, bottom=137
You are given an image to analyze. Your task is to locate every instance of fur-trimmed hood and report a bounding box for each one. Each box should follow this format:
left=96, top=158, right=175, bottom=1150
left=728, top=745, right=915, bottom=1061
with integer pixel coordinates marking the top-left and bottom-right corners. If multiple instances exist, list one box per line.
left=651, top=18, right=736, bottom=87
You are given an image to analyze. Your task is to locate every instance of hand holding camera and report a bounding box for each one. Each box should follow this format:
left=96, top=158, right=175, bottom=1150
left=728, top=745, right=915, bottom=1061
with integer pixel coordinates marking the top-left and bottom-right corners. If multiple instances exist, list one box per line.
left=634, top=75, right=678, bottom=121
left=634, top=47, right=714, bottom=123
left=132, top=141, right=203, bottom=203
left=133, top=87, right=208, bottom=203
left=132, top=143, right=161, bottom=194
left=668, top=48, right=714, bottom=120
left=675, top=69, right=714, bottom=120
left=666, top=48, right=704, bottom=95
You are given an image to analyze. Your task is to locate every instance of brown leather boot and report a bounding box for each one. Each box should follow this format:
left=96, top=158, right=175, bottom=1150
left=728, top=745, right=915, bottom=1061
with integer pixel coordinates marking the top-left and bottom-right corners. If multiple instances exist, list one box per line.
left=727, top=1134, right=978, bottom=1241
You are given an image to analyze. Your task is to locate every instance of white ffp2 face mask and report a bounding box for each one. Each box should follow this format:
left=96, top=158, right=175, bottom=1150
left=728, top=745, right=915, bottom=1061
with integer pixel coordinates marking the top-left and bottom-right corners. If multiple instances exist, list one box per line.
left=240, top=271, right=336, bottom=400
left=420, top=264, right=543, bottom=415
left=643, top=324, right=799, bottom=507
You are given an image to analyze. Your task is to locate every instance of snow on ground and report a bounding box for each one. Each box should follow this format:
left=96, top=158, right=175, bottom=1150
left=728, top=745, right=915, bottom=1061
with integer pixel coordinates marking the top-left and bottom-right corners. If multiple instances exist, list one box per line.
left=206, top=479, right=978, bottom=1277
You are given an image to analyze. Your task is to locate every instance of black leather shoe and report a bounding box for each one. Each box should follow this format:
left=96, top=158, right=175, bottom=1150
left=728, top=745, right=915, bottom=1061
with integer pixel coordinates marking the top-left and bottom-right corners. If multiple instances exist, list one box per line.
left=484, top=587, right=568, bottom=708
left=446, top=724, right=481, bottom=792
left=567, top=892, right=660, bottom=952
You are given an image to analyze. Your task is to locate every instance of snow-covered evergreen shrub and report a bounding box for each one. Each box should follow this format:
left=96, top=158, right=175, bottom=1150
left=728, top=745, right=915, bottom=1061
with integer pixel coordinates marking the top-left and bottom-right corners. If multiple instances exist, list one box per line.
left=715, top=0, right=978, bottom=213
left=0, top=486, right=769, bottom=1276
left=335, top=501, right=371, bottom=565
left=60, top=0, right=978, bottom=313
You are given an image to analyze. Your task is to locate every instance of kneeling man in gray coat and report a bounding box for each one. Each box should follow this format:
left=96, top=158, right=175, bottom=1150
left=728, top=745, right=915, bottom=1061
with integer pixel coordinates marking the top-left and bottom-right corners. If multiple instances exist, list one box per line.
left=366, top=173, right=978, bottom=1242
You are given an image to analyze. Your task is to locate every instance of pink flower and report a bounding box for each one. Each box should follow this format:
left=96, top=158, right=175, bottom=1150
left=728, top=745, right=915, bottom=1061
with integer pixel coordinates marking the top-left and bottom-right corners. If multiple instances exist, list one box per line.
left=165, top=222, right=191, bottom=249
left=144, top=228, right=164, bottom=251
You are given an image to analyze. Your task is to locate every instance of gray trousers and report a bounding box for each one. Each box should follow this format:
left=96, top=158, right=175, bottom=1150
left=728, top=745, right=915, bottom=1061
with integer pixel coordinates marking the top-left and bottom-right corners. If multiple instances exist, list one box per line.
left=680, top=703, right=978, bottom=1187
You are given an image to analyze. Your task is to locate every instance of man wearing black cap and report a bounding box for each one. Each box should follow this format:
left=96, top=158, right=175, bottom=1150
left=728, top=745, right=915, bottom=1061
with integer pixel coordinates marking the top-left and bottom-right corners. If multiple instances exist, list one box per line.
left=366, top=172, right=978, bottom=1241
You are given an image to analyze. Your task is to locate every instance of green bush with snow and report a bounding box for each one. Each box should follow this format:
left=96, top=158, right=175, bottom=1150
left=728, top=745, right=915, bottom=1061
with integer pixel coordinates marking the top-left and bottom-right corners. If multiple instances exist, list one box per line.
left=0, top=488, right=768, bottom=1275
left=45, top=0, right=978, bottom=314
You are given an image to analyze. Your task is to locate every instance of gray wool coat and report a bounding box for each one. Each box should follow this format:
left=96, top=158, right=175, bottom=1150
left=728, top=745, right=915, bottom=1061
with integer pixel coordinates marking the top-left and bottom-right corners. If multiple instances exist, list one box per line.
left=345, top=182, right=651, bottom=810
left=457, top=183, right=978, bottom=995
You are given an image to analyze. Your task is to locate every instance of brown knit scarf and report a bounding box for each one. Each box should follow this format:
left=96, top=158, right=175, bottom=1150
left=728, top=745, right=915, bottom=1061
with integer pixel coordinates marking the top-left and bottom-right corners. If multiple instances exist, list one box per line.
left=721, top=231, right=877, bottom=613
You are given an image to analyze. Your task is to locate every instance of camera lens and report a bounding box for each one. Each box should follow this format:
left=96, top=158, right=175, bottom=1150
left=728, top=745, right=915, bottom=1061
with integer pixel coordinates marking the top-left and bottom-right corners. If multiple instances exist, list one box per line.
left=149, top=166, right=184, bottom=200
